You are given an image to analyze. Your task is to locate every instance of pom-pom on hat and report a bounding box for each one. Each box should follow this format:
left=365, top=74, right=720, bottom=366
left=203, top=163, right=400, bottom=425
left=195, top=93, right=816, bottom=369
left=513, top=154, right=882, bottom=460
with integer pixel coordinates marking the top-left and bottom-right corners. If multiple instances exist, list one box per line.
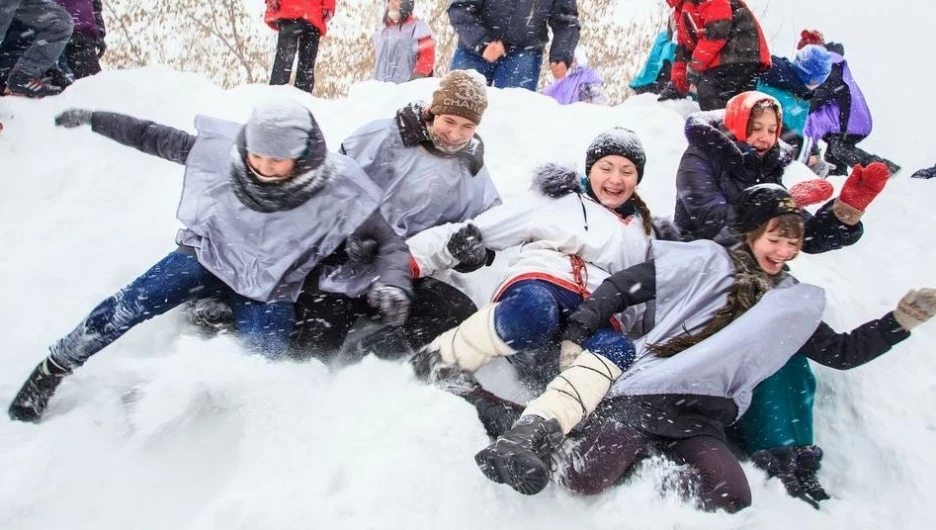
left=794, top=45, right=833, bottom=86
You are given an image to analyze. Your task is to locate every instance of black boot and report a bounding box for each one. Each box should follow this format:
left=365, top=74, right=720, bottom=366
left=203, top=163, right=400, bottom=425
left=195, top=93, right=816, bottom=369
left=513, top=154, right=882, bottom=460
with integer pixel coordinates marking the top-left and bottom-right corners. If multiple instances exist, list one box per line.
left=474, top=414, right=564, bottom=495
left=751, top=446, right=819, bottom=509
left=8, top=357, right=71, bottom=422
left=794, top=445, right=830, bottom=502
left=410, top=346, right=523, bottom=438
left=468, top=389, right=525, bottom=439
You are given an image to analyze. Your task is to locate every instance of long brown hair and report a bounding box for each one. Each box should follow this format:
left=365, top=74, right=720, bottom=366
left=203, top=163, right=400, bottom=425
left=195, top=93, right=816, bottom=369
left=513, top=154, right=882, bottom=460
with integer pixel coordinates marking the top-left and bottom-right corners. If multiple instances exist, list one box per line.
left=647, top=214, right=804, bottom=357
left=630, top=192, right=653, bottom=237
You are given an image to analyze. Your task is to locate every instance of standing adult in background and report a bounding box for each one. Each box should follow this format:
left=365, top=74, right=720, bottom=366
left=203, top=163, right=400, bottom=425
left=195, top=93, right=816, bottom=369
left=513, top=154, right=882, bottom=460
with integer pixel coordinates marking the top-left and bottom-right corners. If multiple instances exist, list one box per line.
left=0, top=0, right=73, bottom=97
left=54, top=0, right=106, bottom=78
left=664, top=0, right=771, bottom=111
left=264, top=0, right=334, bottom=93
left=372, top=0, right=434, bottom=83
left=447, top=0, right=579, bottom=91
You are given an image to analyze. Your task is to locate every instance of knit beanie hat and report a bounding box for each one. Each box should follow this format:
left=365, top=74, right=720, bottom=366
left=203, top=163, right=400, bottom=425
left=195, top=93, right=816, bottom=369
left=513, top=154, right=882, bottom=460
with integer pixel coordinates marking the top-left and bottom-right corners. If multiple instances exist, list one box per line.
left=794, top=45, right=833, bottom=86
left=796, top=29, right=825, bottom=50
left=245, top=99, right=318, bottom=160
left=584, top=127, right=647, bottom=182
left=430, top=70, right=488, bottom=125
left=735, top=184, right=800, bottom=234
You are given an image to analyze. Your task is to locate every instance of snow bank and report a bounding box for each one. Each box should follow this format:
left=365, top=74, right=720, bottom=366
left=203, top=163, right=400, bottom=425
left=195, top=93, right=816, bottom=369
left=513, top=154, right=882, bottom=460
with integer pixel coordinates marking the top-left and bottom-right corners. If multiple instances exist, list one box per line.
left=2, top=19, right=936, bottom=527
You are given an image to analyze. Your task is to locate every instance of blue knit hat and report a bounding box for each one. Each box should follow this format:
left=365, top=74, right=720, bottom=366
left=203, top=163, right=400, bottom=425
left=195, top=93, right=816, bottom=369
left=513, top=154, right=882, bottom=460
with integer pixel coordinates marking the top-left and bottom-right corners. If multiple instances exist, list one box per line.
left=794, top=45, right=832, bottom=86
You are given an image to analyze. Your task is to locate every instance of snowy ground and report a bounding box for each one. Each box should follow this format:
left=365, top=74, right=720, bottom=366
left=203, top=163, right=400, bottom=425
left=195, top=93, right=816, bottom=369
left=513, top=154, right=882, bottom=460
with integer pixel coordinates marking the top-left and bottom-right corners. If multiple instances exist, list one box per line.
left=2, top=1, right=936, bottom=528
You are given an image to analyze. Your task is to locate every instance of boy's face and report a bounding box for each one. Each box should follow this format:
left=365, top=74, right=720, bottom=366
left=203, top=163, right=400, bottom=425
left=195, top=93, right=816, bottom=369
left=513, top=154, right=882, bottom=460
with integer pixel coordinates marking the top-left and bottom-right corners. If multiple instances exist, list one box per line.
left=247, top=153, right=297, bottom=181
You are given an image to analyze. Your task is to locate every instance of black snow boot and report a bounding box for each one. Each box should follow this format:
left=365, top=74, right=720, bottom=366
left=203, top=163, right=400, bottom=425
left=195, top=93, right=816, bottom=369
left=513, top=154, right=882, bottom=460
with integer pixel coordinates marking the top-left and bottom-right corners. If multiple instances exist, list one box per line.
left=409, top=346, right=524, bottom=438
left=752, top=446, right=820, bottom=509
left=8, top=357, right=71, bottom=422
left=911, top=164, right=936, bottom=180
left=4, top=71, right=64, bottom=98
left=794, top=445, right=830, bottom=502
left=474, top=414, right=564, bottom=495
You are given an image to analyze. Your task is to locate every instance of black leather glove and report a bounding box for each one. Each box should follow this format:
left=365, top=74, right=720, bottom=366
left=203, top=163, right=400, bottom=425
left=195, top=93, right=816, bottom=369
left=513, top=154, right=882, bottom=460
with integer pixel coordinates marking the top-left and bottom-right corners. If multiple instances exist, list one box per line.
left=54, top=109, right=93, bottom=128
left=447, top=224, right=489, bottom=270
left=367, top=284, right=411, bottom=327
left=751, top=446, right=828, bottom=509
left=345, top=236, right=378, bottom=265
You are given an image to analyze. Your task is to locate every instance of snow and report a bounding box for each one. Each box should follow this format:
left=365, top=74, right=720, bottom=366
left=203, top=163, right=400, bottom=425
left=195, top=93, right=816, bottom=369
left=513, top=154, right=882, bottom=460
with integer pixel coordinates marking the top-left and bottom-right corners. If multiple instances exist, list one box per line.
left=2, top=1, right=936, bottom=527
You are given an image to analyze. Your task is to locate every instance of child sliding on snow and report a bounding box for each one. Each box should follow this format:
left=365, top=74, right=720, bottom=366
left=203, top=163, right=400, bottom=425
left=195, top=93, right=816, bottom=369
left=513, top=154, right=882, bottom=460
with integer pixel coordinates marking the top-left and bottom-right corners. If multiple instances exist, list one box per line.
left=475, top=185, right=935, bottom=512
left=8, top=99, right=412, bottom=423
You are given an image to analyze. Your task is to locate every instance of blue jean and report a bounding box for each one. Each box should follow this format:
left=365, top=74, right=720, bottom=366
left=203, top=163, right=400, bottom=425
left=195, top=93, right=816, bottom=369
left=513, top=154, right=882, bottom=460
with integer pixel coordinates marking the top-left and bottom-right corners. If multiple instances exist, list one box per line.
left=493, top=280, right=635, bottom=384
left=450, top=47, right=543, bottom=90
left=50, top=251, right=295, bottom=369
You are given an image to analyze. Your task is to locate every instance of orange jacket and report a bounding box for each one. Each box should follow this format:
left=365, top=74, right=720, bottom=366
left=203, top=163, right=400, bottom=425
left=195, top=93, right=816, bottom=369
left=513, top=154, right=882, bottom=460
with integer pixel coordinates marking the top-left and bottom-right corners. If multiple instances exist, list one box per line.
left=264, top=0, right=335, bottom=36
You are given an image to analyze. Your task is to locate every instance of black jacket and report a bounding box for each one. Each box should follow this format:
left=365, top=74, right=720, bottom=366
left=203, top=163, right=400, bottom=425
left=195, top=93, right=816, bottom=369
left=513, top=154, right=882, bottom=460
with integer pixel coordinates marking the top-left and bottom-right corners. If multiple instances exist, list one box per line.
left=448, top=0, right=580, bottom=65
left=674, top=111, right=863, bottom=253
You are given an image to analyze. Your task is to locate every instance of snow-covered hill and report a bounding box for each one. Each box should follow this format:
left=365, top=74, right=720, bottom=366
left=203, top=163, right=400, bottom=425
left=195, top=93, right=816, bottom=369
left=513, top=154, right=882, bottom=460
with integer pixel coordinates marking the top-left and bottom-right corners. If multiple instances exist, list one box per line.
left=2, top=1, right=935, bottom=528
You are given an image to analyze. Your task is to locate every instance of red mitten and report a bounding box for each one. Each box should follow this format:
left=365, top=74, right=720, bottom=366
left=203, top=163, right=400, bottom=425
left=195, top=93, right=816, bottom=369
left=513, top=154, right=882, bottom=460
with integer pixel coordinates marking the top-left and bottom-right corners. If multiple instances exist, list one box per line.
left=671, top=60, right=689, bottom=94
left=789, top=179, right=834, bottom=208
left=839, top=162, right=890, bottom=211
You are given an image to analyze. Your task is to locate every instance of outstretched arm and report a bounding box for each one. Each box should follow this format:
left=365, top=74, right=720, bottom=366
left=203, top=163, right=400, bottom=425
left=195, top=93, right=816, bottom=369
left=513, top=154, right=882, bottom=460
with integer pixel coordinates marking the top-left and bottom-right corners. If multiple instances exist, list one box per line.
left=800, top=313, right=909, bottom=369
left=89, top=112, right=196, bottom=164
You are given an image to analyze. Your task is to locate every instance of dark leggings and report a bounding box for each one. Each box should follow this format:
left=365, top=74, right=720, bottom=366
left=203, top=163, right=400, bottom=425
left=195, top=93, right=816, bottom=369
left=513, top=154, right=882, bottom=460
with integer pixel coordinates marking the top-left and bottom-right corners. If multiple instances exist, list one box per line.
left=269, top=18, right=320, bottom=93
left=695, top=63, right=761, bottom=111
left=64, top=36, right=101, bottom=79
left=557, top=410, right=752, bottom=513
left=291, top=276, right=477, bottom=361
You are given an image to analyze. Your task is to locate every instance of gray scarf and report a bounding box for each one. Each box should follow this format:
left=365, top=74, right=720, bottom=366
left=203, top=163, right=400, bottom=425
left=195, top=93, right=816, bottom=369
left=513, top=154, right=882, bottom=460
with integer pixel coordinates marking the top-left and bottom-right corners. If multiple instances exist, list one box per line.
left=228, top=135, right=334, bottom=213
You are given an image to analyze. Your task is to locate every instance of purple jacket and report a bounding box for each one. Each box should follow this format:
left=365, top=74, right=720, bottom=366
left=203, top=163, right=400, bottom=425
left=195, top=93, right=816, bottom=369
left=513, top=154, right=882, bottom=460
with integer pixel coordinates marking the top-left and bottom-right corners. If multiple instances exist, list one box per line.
left=543, top=66, right=603, bottom=105
left=804, top=53, right=872, bottom=141
left=55, top=0, right=105, bottom=39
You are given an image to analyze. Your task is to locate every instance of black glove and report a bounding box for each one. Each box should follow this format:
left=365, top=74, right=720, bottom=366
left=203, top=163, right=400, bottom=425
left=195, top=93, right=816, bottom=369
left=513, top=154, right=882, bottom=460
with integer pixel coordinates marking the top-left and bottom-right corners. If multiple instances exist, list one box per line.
left=447, top=224, right=489, bottom=270
left=751, top=446, right=828, bottom=509
left=345, top=236, right=378, bottom=265
left=453, top=248, right=495, bottom=273
left=95, top=39, right=107, bottom=59
left=560, top=318, right=592, bottom=346
left=657, top=82, right=684, bottom=102
left=367, top=284, right=411, bottom=327
left=54, top=109, right=93, bottom=128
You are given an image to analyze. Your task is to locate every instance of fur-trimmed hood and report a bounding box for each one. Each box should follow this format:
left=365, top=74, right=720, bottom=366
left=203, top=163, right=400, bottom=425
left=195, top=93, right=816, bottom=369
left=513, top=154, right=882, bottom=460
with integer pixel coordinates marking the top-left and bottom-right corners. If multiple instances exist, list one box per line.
left=684, top=110, right=794, bottom=177
left=395, top=101, right=485, bottom=176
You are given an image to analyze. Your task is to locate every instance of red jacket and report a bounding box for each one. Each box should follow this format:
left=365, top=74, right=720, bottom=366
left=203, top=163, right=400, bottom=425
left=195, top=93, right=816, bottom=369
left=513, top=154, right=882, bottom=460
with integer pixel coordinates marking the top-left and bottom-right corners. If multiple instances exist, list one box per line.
left=670, top=0, right=770, bottom=92
left=264, top=0, right=335, bottom=36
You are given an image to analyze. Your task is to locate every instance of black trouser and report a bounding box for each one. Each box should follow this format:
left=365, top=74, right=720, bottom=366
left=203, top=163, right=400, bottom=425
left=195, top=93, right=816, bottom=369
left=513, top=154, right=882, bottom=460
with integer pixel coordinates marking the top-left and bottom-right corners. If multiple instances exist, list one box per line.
left=269, top=19, right=320, bottom=93
left=695, top=63, right=762, bottom=111
left=291, top=277, right=478, bottom=362
left=824, top=133, right=900, bottom=175
left=64, top=35, right=101, bottom=79
left=555, top=401, right=752, bottom=513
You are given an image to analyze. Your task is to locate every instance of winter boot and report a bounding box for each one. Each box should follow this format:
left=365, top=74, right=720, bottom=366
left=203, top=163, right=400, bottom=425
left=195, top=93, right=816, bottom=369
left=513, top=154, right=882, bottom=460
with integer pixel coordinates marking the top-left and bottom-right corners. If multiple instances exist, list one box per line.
left=3, top=71, right=64, bottom=98
left=471, top=390, right=525, bottom=439
left=794, top=445, right=830, bottom=502
left=911, top=164, right=936, bottom=180
left=410, top=303, right=515, bottom=384
left=8, top=357, right=71, bottom=422
left=751, top=446, right=819, bottom=509
left=474, top=414, right=564, bottom=495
